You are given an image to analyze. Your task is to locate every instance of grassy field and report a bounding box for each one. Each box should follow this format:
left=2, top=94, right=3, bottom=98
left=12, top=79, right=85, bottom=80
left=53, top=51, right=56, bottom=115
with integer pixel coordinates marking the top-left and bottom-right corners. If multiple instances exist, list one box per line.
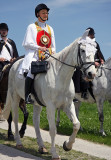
left=18, top=101, right=111, bottom=146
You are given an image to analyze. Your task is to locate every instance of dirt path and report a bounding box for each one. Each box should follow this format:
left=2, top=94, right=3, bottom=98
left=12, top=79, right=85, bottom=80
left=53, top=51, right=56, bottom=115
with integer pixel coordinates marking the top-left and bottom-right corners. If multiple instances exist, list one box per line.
left=0, top=120, right=111, bottom=160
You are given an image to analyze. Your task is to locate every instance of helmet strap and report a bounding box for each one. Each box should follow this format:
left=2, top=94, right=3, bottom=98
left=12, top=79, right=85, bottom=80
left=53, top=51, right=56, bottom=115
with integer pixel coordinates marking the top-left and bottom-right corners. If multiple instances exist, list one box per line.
left=39, top=16, right=47, bottom=21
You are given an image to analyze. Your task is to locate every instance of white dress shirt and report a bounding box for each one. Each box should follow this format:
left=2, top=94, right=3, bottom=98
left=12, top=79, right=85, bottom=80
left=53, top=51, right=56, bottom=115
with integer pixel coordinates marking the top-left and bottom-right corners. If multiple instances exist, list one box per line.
left=0, top=37, right=13, bottom=61
left=19, top=20, right=56, bottom=75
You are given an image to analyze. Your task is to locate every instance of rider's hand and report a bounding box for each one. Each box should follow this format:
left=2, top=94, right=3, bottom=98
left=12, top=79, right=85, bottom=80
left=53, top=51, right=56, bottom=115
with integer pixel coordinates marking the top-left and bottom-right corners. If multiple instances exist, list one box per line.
left=38, top=46, right=47, bottom=52
left=101, top=59, right=104, bottom=65
left=0, top=58, right=6, bottom=61
left=52, top=51, right=55, bottom=54
left=95, top=61, right=100, bottom=67
left=10, top=57, right=16, bottom=62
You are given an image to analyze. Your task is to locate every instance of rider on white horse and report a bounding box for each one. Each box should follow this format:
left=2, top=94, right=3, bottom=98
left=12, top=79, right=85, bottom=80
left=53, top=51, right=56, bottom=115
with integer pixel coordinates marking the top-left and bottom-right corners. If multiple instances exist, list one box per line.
left=73, top=27, right=105, bottom=100
left=19, top=3, right=56, bottom=104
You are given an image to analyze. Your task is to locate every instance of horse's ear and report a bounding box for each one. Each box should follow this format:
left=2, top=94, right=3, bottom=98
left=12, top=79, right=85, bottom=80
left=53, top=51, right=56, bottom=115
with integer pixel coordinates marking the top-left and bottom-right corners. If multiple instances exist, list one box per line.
left=81, top=29, right=90, bottom=40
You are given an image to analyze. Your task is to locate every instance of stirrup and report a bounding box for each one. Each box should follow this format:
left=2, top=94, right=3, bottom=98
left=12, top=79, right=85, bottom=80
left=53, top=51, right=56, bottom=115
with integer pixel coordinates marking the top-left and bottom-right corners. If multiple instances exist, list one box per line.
left=25, top=95, right=34, bottom=104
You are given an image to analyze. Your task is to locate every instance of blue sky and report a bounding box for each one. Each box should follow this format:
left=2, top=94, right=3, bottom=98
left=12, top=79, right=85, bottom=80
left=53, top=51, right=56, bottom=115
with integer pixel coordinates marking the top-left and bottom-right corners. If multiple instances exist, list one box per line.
left=0, top=0, right=111, bottom=59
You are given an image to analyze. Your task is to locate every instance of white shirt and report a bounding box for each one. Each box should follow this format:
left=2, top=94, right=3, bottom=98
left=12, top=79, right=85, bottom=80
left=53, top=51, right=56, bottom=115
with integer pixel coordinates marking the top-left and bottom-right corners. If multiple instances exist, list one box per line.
left=19, top=20, right=56, bottom=73
left=0, top=37, right=13, bottom=61
left=23, top=20, right=56, bottom=53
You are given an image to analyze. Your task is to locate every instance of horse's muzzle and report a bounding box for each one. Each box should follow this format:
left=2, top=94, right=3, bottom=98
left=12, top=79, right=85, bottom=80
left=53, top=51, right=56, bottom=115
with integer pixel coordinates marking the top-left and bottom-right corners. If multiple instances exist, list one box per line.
left=85, top=72, right=96, bottom=81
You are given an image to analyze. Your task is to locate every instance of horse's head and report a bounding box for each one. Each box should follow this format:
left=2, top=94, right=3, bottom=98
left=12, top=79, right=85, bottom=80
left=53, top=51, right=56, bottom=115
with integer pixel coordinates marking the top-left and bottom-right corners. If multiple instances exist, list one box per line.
left=77, top=43, right=97, bottom=81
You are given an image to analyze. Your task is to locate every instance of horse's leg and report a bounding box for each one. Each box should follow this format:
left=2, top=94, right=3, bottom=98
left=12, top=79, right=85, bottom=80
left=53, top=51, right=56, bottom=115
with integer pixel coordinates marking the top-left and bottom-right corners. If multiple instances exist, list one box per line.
left=33, top=105, right=48, bottom=154
left=56, top=108, right=61, bottom=127
left=56, top=101, right=81, bottom=128
left=63, top=102, right=80, bottom=151
left=7, top=112, right=14, bottom=140
left=12, top=98, right=22, bottom=146
left=96, top=98, right=106, bottom=136
left=74, top=101, right=83, bottom=131
left=19, top=99, right=29, bottom=138
left=74, top=100, right=81, bottom=119
left=46, top=103, right=60, bottom=160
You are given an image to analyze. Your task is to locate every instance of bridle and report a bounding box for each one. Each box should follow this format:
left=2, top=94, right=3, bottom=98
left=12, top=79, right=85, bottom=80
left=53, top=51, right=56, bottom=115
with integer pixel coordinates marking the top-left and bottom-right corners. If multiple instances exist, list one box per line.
left=44, top=44, right=95, bottom=73
left=96, top=65, right=111, bottom=77
left=77, top=44, right=95, bottom=73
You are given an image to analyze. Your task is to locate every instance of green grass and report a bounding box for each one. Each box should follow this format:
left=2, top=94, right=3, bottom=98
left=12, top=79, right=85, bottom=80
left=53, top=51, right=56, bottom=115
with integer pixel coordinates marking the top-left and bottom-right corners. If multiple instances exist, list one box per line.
left=0, top=129, right=106, bottom=160
left=18, top=101, right=111, bottom=146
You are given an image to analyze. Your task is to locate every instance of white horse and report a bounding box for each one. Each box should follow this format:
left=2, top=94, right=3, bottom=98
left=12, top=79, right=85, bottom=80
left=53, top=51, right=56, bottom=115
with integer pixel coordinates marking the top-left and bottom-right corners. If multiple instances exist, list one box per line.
left=2, top=37, right=97, bottom=160
left=57, top=57, right=111, bottom=136
left=75, top=57, right=111, bottom=136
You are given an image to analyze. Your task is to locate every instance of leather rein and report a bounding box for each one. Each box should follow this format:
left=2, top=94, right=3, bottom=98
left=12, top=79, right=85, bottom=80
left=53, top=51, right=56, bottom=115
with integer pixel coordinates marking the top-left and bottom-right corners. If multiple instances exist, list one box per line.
left=45, top=45, right=95, bottom=72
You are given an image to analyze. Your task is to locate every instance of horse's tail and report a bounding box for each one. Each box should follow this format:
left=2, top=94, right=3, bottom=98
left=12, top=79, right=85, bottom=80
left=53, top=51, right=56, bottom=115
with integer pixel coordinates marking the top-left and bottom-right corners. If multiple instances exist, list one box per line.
left=1, top=90, right=11, bottom=120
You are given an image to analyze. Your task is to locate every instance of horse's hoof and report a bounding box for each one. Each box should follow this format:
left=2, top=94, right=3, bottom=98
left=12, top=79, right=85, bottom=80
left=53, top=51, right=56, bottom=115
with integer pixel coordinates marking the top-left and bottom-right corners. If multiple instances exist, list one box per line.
left=63, top=141, right=71, bottom=151
left=8, top=131, right=14, bottom=141
left=19, top=130, right=24, bottom=138
left=8, top=135, right=14, bottom=141
left=38, top=147, right=48, bottom=154
left=52, top=156, right=61, bottom=160
left=16, top=144, right=23, bottom=149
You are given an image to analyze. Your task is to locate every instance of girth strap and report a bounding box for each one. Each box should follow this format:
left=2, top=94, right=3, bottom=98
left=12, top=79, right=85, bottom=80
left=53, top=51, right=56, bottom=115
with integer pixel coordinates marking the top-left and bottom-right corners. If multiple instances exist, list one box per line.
left=31, top=83, right=45, bottom=106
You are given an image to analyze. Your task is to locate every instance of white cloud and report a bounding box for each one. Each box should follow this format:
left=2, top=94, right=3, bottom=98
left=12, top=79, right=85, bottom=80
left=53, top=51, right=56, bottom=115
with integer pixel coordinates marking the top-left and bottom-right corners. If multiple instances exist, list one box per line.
left=47, top=0, right=111, bottom=8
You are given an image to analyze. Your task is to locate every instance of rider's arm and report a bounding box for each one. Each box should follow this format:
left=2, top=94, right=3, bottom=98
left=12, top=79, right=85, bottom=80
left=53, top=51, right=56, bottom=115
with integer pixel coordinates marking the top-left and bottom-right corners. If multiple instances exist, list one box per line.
left=22, top=24, right=40, bottom=51
left=50, top=26, right=56, bottom=54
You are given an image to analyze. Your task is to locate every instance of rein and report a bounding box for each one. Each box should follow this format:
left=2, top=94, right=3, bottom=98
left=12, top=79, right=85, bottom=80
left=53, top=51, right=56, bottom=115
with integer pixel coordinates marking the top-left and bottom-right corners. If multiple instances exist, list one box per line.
left=45, top=51, right=76, bottom=68
left=97, top=65, right=111, bottom=77
left=45, top=50, right=95, bottom=71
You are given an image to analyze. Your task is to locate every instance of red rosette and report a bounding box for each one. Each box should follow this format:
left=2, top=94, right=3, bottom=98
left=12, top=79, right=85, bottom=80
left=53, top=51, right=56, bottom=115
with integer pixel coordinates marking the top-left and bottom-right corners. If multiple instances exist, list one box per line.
left=36, top=30, right=51, bottom=48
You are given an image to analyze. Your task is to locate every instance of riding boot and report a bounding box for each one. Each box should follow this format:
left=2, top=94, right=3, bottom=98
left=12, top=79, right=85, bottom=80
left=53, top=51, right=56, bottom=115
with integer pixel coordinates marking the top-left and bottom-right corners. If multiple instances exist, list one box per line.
left=80, top=76, right=89, bottom=100
left=81, top=91, right=88, bottom=99
left=25, top=77, right=34, bottom=104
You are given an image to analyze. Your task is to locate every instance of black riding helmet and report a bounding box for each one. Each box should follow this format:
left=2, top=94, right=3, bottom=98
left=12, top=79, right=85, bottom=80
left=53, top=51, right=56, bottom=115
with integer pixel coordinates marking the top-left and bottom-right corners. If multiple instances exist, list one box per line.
left=86, top=27, right=95, bottom=35
left=0, top=23, right=9, bottom=31
left=35, top=3, right=50, bottom=18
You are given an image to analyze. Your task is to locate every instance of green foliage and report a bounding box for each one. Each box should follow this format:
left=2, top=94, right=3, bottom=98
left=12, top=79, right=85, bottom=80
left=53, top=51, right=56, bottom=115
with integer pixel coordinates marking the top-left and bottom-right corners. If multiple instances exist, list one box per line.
left=19, top=101, right=111, bottom=146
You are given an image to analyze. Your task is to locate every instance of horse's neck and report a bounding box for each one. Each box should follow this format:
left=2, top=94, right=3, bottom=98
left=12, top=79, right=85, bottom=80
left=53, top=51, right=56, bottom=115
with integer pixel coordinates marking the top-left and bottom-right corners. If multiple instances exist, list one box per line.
left=51, top=42, right=78, bottom=84
left=103, top=58, right=111, bottom=75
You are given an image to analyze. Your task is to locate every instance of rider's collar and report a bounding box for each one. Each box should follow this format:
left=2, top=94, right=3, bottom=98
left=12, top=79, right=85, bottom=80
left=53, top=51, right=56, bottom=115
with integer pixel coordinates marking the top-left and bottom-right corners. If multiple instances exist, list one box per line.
left=37, top=20, right=46, bottom=28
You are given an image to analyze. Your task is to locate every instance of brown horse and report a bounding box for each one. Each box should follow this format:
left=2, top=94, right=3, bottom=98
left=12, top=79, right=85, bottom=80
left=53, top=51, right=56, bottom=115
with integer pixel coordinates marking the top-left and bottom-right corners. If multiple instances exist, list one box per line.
left=0, top=57, right=29, bottom=140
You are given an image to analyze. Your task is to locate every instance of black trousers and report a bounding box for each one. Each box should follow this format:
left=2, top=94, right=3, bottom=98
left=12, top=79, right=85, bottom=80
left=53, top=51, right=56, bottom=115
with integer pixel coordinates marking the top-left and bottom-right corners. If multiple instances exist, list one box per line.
left=72, top=68, right=89, bottom=93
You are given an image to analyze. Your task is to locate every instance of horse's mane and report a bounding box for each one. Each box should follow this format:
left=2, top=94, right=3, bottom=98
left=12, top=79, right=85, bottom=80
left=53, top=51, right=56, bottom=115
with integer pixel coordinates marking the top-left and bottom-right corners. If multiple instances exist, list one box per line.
left=104, top=57, right=111, bottom=68
left=49, top=38, right=80, bottom=62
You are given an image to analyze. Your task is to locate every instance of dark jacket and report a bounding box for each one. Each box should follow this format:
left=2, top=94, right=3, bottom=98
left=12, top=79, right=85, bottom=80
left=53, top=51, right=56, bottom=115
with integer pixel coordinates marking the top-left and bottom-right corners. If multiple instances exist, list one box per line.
left=0, top=38, right=19, bottom=72
left=0, top=38, right=19, bottom=58
left=7, top=38, right=19, bottom=58
left=95, top=42, right=105, bottom=63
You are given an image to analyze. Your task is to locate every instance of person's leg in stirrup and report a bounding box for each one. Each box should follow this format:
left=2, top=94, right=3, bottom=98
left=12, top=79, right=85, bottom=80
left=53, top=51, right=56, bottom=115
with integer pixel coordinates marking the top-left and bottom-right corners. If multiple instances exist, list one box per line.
left=25, top=70, right=34, bottom=104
